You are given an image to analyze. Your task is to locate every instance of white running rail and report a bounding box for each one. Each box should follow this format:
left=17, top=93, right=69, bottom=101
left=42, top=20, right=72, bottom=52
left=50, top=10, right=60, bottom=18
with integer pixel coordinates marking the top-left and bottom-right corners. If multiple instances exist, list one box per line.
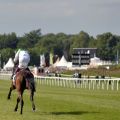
left=0, top=73, right=120, bottom=91
left=34, top=75, right=120, bottom=91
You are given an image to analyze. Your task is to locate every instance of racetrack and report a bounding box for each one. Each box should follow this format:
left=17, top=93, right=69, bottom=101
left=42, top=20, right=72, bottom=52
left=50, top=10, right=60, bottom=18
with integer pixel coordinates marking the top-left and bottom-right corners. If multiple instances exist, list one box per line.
left=0, top=79, right=120, bottom=120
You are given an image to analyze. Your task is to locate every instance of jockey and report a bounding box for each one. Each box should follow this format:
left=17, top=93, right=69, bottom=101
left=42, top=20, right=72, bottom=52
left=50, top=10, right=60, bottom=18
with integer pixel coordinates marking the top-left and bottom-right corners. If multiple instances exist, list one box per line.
left=12, top=49, right=30, bottom=85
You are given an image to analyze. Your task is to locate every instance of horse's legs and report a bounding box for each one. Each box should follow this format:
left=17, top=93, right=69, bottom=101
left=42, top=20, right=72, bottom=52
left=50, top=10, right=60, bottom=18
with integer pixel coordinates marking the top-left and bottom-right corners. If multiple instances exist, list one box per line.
left=7, top=85, right=15, bottom=100
left=20, top=97, right=24, bottom=114
left=30, top=91, right=35, bottom=111
left=14, top=97, right=20, bottom=112
left=19, top=92, right=24, bottom=114
left=14, top=92, right=24, bottom=114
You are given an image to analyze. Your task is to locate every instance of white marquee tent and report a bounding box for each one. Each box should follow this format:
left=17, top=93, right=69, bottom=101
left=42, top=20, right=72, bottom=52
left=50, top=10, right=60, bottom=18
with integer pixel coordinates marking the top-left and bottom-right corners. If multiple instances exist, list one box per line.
left=90, top=56, right=102, bottom=65
left=55, top=56, right=68, bottom=67
left=4, top=58, right=14, bottom=70
left=53, top=58, right=60, bottom=67
left=89, top=56, right=102, bottom=68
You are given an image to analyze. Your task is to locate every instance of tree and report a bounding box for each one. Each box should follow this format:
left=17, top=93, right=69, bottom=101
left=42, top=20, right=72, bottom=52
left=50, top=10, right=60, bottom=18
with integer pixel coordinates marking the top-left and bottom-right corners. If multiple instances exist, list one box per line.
left=0, top=48, right=15, bottom=67
left=29, top=48, right=40, bottom=66
left=70, top=31, right=91, bottom=56
left=0, top=33, right=18, bottom=49
left=17, top=37, right=32, bottom=49
left=24, top=29, right=41, bottom=47
left=96, top=32, right=116, bottom=60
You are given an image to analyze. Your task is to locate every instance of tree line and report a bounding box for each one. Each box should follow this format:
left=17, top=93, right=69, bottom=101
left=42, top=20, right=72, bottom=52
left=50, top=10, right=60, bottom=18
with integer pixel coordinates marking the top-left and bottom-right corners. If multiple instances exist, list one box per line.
left=0, top=29, right=120, bottom=67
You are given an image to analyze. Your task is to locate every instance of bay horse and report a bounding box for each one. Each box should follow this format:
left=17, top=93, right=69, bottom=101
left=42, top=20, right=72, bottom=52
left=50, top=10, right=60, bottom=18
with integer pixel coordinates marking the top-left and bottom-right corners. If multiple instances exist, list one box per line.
left=7, top=69, right=36, bottom=114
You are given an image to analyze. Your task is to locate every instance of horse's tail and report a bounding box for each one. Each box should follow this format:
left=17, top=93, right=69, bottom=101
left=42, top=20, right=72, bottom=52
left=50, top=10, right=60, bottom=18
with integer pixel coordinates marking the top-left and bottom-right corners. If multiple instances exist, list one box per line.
left=23, top=70, right=36, bottom=92
left=29, top=77, right=36, bottom=92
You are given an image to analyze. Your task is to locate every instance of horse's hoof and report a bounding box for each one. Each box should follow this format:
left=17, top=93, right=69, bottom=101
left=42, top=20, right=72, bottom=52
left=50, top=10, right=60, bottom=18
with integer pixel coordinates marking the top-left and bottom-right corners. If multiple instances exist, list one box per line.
left=32, top=108, right=35, bottom=112
left=14, top=108, right=17, bottom=112
left=7, top=96, right=10, bottom=100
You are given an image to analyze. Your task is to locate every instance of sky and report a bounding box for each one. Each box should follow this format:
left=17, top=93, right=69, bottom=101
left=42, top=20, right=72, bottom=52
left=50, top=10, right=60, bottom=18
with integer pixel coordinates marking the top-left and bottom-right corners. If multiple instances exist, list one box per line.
left=0, top=0, right=120, bottom=37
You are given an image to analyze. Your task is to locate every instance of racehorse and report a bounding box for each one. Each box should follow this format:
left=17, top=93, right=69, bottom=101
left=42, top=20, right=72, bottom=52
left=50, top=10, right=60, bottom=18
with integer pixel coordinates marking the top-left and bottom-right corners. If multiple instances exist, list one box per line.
left=7, top=69, right=36, bottom=114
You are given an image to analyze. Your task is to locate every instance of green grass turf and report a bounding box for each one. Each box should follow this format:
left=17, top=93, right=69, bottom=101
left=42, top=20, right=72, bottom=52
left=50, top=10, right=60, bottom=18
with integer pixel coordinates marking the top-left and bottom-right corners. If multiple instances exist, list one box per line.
left=0, top=79, right=120, bottom=120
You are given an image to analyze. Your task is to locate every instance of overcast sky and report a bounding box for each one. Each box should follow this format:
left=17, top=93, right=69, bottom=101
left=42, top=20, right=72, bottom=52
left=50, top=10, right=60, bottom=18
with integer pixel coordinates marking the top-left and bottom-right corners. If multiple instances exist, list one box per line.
left=0, top=0, right=120, bottom=37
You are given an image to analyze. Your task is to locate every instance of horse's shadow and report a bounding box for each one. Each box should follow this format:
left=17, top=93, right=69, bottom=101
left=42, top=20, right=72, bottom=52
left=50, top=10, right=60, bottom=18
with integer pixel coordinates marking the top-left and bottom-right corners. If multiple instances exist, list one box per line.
left=50, top=111, right=100, bottom=115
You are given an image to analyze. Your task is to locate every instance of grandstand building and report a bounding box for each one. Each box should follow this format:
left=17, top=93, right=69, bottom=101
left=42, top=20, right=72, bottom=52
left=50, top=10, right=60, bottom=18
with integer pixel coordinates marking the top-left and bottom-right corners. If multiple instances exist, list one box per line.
left=72, top=48, right=97, bottom=66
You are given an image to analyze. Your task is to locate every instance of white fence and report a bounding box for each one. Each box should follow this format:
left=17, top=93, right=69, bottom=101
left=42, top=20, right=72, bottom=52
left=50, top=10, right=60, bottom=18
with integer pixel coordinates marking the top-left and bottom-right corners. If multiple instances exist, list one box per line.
left=0, top=73, right=120, bottom=91
left=0, top=73, right=12, bottom=80
left=35, top=76, right=120, bottom=91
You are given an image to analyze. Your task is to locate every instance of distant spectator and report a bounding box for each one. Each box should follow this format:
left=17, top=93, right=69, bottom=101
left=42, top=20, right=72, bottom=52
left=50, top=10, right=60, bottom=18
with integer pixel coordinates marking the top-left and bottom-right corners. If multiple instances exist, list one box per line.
left=95, top=76, right=99, bottom=79
left=101, top=75, right=105, bottom=79
left=55, top=72, right=58, bottom=77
